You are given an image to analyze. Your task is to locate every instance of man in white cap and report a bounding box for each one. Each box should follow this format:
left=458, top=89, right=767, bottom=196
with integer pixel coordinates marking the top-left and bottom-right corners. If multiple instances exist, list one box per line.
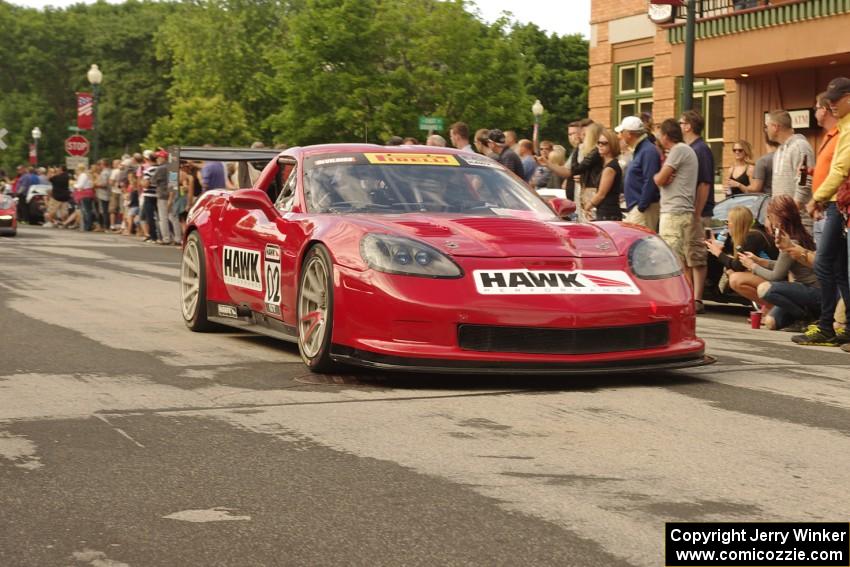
left=616, top=115, right=661, bottom=232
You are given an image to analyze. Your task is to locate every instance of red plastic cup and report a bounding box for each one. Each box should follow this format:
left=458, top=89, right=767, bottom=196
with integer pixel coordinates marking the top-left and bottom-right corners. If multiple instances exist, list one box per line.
left=749, top=311, right=762, bottom=329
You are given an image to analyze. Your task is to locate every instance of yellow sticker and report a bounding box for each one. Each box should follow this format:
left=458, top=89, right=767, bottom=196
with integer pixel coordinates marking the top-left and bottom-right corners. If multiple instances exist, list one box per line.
left=364, top=153, right=460, bottom=166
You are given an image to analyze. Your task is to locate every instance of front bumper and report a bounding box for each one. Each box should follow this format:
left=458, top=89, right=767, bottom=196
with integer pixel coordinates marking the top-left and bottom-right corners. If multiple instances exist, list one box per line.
left=330, top=346, right=715, bottom=374
left=0, top=214, right=16, bottom=233
left=331, top=256, right=706, bottom=369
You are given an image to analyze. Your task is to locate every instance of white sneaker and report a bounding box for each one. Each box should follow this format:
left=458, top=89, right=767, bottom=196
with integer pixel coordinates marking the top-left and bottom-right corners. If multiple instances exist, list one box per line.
left=42, top=222, right=54, bottom=228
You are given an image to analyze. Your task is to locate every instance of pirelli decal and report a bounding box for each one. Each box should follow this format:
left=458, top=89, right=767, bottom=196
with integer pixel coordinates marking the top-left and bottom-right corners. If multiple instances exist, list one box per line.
left=223, top=246, right=262, bottom=291
left=473, top=270, right=640, bottom=295
left=364, top=153, right=459, bottom=166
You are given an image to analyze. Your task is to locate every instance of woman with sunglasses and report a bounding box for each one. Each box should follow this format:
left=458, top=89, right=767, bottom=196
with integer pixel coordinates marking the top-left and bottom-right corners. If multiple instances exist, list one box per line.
left=725, top=139, right=755, bottom=196
left=585, top=128, right=623, bottom=221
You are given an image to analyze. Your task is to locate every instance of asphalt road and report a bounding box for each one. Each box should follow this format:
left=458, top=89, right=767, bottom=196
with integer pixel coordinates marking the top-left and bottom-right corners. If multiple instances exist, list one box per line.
left=1, top=225, right=848, bottom=567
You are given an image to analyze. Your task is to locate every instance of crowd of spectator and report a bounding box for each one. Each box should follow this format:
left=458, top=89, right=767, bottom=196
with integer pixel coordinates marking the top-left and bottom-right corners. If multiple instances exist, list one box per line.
left=0, top=147, right=250, bottom=246
left=421, top=77, right=850, bottom=352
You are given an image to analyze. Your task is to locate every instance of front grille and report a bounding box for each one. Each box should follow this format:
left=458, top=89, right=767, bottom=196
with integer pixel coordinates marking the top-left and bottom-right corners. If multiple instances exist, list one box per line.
left=458, top=323, right=669, bottom=355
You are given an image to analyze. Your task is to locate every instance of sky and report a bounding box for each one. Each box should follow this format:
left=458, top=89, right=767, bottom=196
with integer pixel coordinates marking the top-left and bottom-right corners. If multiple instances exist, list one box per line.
left=470, top=0, right=591, bottom=37
left=9, top=0, right=592, bottom=38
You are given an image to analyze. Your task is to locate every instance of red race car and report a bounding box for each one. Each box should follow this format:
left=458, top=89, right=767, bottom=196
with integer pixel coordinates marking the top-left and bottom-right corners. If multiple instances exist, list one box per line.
left=0, top=193, right=17, bottom=236
left=178, top=144, right=713, bottom=374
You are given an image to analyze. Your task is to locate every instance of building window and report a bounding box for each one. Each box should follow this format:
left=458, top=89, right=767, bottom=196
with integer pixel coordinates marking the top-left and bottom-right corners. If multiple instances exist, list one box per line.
left=639, top=63, right=654, bottom=91
left=615, top=60, right=653, bottom=124
left=679, top=78, right=726, bottom=181
left=620, top=67, right=636, bottom=93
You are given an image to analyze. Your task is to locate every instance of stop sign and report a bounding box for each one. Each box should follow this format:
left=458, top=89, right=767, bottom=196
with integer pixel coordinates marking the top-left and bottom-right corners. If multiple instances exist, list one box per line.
left=65, top=135, right=90, bottom=157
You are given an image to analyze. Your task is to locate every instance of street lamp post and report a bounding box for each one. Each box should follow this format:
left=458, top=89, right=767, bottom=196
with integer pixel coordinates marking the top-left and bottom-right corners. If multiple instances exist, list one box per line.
left=31, top=127, right=41, bottom=166
left=87, top=64, right=103, bottom=162
left=681, top=2, right=697, bottom=112
left=531, top=99, right=544, bottom=154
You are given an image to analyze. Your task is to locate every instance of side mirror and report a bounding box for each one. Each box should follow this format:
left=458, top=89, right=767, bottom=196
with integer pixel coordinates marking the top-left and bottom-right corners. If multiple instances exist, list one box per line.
left=231, top=188, right=278, bottom=219
left=549, top=197, right=576, bottom=218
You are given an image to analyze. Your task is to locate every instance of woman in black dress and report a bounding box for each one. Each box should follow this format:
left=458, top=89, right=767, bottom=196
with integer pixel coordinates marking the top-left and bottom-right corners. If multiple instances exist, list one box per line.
left=585, top=128, right=623, bottom=221
left=726, top=139, right=755, bottom=196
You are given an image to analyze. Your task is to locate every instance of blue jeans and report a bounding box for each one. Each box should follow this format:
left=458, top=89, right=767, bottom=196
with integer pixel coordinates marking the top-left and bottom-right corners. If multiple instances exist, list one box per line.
left=762, top=282, right=821, bottom=330
left=813, top=217, right=826, bottom=249
left=80, top=198, right=95, bottom=231
left=815, top=203, right=850, bottom=331
left=98, top=198, right=110, bottom=228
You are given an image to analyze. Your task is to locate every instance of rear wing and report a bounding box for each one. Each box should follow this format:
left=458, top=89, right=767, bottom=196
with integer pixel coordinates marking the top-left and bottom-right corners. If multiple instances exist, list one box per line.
left=166, top=145, right=283, bottom=192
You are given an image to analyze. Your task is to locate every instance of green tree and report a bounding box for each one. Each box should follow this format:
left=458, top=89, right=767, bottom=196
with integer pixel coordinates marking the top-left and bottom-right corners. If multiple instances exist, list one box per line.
left=155, top=0, right=284, bottom=137
left=0, top=0, right=589, bottom=173
left=265, top=0, right=532, bottom=145
left=511, top=23, right=589, bottom=146
left=72, top=1, right=178, bottom=158
left=146, top=95, right=254, bottom=147
left=0, top=0, right=175, bottom=170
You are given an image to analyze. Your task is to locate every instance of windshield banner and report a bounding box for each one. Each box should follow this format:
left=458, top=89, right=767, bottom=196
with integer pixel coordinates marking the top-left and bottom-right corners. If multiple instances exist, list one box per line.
left=364, top=153, right=459, bottom=166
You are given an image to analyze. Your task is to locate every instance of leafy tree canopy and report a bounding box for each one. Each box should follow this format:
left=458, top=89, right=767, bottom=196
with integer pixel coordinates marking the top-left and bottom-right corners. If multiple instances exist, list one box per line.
left=146, top=95, right=254, bottom=147
left=0, top=0, right=588, bottom=174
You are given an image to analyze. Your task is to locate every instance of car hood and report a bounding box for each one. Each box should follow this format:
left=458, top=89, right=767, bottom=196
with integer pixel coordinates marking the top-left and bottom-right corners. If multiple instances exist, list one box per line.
left=347, top=214, right=622, bottom=258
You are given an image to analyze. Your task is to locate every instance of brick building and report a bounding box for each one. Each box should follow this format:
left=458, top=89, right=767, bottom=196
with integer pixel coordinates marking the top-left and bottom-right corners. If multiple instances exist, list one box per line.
left=589, top=0, right=850, bottom=177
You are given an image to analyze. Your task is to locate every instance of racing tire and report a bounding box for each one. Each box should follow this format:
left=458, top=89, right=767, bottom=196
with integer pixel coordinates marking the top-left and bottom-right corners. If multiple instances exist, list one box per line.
left=297, top=244, right=338, bottom=373
left=180, top=231, right=215, bottom=332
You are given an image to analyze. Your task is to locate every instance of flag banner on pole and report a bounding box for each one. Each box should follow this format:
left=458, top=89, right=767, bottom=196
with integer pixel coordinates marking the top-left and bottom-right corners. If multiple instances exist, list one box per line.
left=77, top=92, right=93, bottom=130
left=28, top=144, right=37, bottom=165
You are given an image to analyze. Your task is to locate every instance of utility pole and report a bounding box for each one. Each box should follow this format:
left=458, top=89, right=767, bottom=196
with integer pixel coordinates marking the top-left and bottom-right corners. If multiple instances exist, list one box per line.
left=681, top=0, right=697, bottom=111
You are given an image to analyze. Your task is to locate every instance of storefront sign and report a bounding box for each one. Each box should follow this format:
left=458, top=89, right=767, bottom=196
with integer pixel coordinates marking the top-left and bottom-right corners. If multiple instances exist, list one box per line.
left=789, top=109, right=813, bottom=129
left=764, top=108, right=817, bottom=130
left=765, top=109, right=813, bottom=130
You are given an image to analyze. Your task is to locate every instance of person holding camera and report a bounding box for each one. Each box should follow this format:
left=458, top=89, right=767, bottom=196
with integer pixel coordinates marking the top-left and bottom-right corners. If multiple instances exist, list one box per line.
left=738, top=195, right=820, bottom=331
left=706, top=206, right=777, bottom=309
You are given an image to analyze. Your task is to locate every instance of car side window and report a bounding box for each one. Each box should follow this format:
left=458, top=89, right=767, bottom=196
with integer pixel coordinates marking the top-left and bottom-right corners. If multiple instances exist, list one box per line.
left=275, top=164, right=298, bottom=212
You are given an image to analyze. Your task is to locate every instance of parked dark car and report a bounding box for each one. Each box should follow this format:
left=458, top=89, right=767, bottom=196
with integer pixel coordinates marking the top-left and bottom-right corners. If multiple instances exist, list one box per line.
left=704, top=193, right=770, bottom=305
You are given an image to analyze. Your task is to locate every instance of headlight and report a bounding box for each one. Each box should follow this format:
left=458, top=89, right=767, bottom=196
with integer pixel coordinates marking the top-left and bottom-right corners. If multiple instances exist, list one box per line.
left=628, top=235, right=682, bottom=280
left=360, top=233, right=463, bottom=278
left=0, top=215, right=12, bottom=220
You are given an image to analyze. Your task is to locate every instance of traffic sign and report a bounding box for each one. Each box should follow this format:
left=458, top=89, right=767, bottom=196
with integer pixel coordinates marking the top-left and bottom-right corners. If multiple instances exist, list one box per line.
left=418, top=116, right=444, bottom=131
left=65, top=135, right=90, bottom=156
left=0, top=128, right=7, bottom=150
left=66, top=156, right=89, bottom=171
left=67, top=125, right=83, bottom=132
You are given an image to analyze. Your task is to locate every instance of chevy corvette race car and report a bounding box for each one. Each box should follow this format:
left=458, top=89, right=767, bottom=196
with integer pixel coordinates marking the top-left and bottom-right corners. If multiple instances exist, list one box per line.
left=178, top=144, right=713, bottom=374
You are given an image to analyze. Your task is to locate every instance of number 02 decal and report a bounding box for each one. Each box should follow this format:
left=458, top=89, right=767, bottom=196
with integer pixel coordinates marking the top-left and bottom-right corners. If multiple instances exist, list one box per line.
left=264, top=244, right=282, bottom=315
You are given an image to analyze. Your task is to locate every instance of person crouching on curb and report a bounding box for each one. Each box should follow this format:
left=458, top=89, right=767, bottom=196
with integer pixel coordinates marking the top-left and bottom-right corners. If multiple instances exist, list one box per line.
left=738, top=195, right=820, bottom=331
left=706, top=206, right=778, bottom=310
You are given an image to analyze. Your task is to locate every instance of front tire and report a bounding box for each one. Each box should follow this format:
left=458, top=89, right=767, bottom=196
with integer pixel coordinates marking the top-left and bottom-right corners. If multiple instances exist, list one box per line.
left=297, top=244, right=337, bottom=372
left=181, top=231, right=214, bottom=331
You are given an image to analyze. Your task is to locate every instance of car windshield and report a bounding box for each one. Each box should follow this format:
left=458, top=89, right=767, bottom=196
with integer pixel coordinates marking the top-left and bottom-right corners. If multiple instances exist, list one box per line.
left=302, top=153, right=556, bottom=220
left=711, top=195, right=764, bottom=227
left=0, top=194, right=13, bottom=209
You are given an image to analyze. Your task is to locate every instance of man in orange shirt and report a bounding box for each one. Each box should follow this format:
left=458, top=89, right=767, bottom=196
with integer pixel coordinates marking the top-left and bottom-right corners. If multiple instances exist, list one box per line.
left=795, top=80, right=850, bottom=346
left=807, top=91, right=840, bottom=248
